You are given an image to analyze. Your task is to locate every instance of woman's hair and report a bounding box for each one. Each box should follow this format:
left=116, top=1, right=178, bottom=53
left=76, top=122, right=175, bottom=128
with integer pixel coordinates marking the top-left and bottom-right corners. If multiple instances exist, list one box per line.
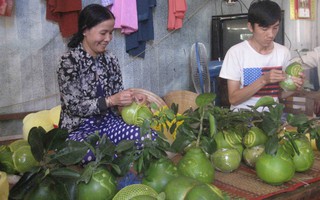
left=248, top=0, right=282, bottom=28
left=68, top=4, right=115, bottom=48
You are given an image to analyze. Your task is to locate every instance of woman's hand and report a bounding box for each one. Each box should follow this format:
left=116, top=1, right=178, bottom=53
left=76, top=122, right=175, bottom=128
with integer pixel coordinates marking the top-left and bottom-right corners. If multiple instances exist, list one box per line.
left=108, top=89, right=148, bottom=107
left=109, top=89, right=135, bottom=107
left=133, top=93, right=147, bottom=104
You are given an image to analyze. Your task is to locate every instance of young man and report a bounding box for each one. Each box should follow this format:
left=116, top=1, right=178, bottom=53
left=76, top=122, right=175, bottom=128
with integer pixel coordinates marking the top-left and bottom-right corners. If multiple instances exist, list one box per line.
left=219, top=0, right=304, bottom=111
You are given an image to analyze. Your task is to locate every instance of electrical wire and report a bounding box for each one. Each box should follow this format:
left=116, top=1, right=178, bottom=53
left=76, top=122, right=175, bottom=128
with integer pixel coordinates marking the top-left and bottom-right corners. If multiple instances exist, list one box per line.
left=237, top=1, right=243, bottom=13
left=238, top=0, right=249, bottom=11
left=285, top=31, right=292, bottom=51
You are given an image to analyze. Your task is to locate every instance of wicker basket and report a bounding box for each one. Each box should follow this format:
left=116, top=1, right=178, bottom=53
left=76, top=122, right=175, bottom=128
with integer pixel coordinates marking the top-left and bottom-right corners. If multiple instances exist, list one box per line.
left=131, top=88, right=167, bottom=109
left=163, top=90, right=198, bottom=114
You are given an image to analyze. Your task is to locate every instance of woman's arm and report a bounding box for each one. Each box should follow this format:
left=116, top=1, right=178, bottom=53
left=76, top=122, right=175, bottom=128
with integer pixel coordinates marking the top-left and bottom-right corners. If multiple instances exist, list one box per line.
left=57, top=57, right=101, bottom=117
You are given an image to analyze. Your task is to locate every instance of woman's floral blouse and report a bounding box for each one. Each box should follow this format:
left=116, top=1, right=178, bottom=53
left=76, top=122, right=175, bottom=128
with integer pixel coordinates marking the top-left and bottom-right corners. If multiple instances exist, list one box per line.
left=57, top=44, right=123, bottom=131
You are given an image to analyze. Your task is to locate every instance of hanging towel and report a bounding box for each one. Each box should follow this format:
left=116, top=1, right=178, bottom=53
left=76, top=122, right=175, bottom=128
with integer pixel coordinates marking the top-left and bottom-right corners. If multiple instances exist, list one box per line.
left=125, top=0, right=156, bottom=58
left=46, top=0, right=82, bottom=38
left=0, top=0, right=13, bottom=16
left=101, top=0, right=114, bottom=7
left=111, top=0, right=138, bottom=35
left=167, top=0, right=187, bottom=30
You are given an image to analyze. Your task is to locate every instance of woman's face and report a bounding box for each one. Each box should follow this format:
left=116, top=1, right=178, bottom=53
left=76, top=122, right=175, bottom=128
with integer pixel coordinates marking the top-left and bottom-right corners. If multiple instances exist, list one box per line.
left=82, top=19, right=115, bottom=57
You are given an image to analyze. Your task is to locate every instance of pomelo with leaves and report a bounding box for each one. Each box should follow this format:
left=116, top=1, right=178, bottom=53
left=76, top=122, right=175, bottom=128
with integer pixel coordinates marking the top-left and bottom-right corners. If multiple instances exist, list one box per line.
left=164, top=176, right=225, bottom=200
left=281, top=134, right=314, bottom=172
left=77, top=167, right=117, bottom=200
left=177, top=147, right=214, bottom=184
left=142, top=157, right=179, bottom=193
left=256, top=146, right=295, bottom=185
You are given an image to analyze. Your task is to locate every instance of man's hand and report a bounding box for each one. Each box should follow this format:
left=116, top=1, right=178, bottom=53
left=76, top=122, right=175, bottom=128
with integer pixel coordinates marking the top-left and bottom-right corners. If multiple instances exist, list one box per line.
left=291, top=72, right=305, bottom=90
left=262, top=69, right=286, bottom=84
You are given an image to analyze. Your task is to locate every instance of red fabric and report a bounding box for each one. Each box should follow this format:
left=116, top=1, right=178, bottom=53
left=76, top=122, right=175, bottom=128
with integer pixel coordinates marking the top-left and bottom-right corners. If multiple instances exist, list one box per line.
left=46, top=0, right=82, bottom=37
left=0, top=0, right=13, bottom=17
left=167, top=0, right=187, bottom=30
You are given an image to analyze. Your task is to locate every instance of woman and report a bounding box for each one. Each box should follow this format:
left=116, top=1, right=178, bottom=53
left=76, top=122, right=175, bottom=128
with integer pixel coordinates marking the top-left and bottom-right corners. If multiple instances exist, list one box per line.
left=57, top=4, right=156, bottom=164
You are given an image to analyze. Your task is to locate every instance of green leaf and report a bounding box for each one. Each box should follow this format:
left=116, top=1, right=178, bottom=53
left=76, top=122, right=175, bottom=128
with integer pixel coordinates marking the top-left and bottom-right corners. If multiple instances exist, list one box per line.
left=50, top=140, right=88, bottom=166
left=77, top=162, right=96, bottom=184
left=287, top=113, right=309, bottom=127
left=50, top=167, right=81, bottom=179
left=171, top=134, right=194, bottom=153
left=44, top=128, right=69, bottom=151
left=9, top=169, right=45, bottom=199
left=84, top=132, right=100, bottom=149
left=137, top=155, right=144, bottom=174
left=115, top=140, right=135, bottom=152
left=150, top=102, right=159, bottom=110
left=253, top=96, right=275, bottom=109
left=112, top=152, right=135, bottom=176
left=264, top=136, right=279, bottom=155
left=148, top=147, right=163, bottom=159
left=54, top=176, right=79, bottom=200
left=28, top=127, right=46, bottom=162
left=195, top=93, right=216, bottom=107
left=108, top=163, right=121, bottom=175
left=260, top=116, right=278, bottom=136
left=200, top=136, right=217, bottom=155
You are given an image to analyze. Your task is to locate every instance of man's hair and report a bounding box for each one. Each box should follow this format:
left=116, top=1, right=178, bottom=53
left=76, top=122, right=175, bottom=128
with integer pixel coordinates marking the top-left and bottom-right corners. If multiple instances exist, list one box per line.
left=248, top=0, right=282, bottom=28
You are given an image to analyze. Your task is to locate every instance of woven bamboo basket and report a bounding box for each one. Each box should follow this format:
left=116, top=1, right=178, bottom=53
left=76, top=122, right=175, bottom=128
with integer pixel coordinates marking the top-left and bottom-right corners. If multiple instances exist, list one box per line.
left=163, top=90, right=199, bottom=114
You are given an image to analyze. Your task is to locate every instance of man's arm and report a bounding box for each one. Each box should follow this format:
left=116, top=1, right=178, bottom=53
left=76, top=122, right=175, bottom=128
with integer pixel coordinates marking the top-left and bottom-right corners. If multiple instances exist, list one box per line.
left=228, top=69, right=286, bottom=106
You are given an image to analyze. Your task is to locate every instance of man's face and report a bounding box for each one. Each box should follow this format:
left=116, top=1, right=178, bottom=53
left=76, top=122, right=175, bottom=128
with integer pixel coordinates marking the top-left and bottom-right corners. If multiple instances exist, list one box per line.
left=248, top=21, right=280, bottom=48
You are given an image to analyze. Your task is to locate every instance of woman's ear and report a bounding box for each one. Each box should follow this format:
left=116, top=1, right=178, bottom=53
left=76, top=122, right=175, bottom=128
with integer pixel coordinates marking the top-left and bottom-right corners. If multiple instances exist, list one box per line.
left=83, top=29, right=88, bottom=36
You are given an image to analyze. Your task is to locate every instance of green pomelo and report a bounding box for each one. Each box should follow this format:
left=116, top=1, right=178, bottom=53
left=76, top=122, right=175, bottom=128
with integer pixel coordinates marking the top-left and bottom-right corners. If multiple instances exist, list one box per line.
left=280, top=77, right=297, bottom=91
left=164, top=176, right=201, bottom=200
left=256, top=148, right=295, bottom=185
left=113, top=184, right=158, bottom=200
left=185, top=183, right=224, bottom=200
left=12, top=146, right=39, bottom=173
left=242, top=145, right=265, bottom=168
left=211, top=148, right=241, bottom=173
left=8, top=139, right=29, bottom=152
left=285, top=62, right=303, bottom=77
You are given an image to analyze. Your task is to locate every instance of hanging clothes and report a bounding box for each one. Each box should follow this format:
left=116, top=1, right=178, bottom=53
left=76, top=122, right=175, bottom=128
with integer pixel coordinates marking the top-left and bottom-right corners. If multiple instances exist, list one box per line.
left=0, top=0, right=13, bottom=17
left=101, top=0, right=114, bottom=7
left=46, top=0, right=82, bottom=38
left=167, top=0, right=187, bottom=30
left=111, top=0, right=138, bottom=35
left=125, top=0, right=156, bottom=58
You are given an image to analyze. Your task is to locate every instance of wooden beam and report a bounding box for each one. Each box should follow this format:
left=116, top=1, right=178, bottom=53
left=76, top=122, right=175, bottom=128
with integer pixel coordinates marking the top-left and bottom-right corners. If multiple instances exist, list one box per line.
left=0, top=111, right=36, bottom=121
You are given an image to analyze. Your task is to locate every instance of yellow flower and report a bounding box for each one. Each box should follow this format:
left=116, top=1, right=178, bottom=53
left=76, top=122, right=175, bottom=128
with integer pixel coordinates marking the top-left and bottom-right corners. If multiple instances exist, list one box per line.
left=151, top=106, right=184, bottom=143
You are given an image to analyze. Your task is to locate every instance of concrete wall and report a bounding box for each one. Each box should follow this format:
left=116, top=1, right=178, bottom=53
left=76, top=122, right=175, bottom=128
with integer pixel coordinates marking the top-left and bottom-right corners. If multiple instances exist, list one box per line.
left=0, top=0, right=319, bottom=136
